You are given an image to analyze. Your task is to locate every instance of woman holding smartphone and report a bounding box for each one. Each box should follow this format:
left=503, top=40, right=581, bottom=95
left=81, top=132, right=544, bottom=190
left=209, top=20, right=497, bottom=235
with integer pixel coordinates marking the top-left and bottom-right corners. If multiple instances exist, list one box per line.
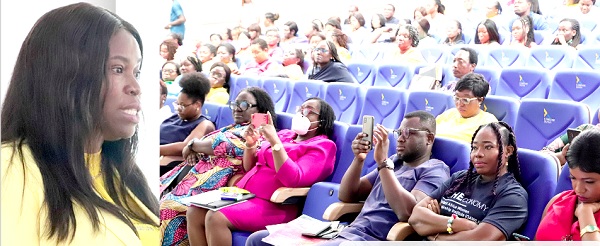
left=186, top=98, right=337, bottom=246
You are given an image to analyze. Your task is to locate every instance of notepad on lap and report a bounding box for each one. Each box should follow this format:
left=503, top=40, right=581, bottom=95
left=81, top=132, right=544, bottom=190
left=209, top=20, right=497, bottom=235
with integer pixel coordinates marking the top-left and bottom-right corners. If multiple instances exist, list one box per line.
left=180, top=188, right=256, bottom=211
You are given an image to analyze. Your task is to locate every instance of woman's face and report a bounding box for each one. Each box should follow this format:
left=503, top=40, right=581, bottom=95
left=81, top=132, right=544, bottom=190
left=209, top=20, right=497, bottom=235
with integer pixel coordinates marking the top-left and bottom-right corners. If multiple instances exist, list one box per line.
left=265, top=31, right=280, bottom=46
left=511, top=21, right=525, bottom=42
left=101, top=29, right=142, bottom=141
left=454, top=89, right=483, bottom=118
left=216, top=46, right=233, bottom=63
left=180, top=59, right=197, bottom=74
left=250, top=44, right=268, bottom=63
left=396, top=27, right=412, bottom=50
left=198, top=46, right=214, bottom=63
left=557, top=21, right=576, bottom=42
left=160, top=44, right=170, bottom=60
left=477, top=24, right=490, bottom=44
left=208, top=66, right=226, bottom=88
left=470, top=127, right=510, bottom=178
left=232, top=90, right=259, bottom=124
left=298, top=99, right=322, bottom=133
left=447, top=21, right=460, bottom=39
left=249, top=30, right=259, bottom=40
left=580, top=0, right=594, bottom=14
left=282, top=49, right=300, bottom=66
left=312, top=41, right=332, bottom=65
left=210, top=35, right=222, bottom=47
left=162, top=63, right=178, bottom=81
left=175, top=92, right=200, bottom=120
left=350, top=16, right=360, bottom=31
left=570, top=167, right=600, bottom=203
left=425, top=0, right=437, bottom=14
left=371, top=15, right=382, bottom=29
left=309, top=36, right=323, bottom=49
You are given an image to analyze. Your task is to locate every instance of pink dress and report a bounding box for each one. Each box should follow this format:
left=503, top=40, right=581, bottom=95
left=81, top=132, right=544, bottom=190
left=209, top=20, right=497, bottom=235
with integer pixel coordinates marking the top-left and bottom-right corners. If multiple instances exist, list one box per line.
left=220, top=130, right=336, bottom=232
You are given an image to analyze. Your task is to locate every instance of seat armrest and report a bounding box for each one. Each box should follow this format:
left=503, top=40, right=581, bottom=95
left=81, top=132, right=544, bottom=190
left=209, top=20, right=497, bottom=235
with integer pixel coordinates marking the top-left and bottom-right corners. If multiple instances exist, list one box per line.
left=160, top=155, right=184, bottom=166
left=386, top=222, right=415, bottom=241
left=270, top=187, right=310, bottom=203
left=322, top=202, right=364, bottom=221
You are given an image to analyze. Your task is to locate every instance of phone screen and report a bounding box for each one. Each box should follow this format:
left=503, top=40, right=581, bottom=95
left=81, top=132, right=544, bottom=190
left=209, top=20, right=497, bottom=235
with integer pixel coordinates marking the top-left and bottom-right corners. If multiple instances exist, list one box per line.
left=362, top=115, right=374, bottom=150
left=567, top=128, right=581, bottom=144
left=251, top=113, right=269, bottom=128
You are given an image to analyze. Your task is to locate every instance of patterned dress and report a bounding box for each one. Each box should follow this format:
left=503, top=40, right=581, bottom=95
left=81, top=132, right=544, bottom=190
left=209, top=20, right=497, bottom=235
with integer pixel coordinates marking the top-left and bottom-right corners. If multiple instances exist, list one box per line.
left=159, top=123, right=248, bottom=246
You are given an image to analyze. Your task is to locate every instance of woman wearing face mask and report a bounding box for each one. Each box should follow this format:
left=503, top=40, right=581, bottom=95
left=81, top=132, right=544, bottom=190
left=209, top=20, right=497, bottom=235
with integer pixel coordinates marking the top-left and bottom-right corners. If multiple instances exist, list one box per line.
left=186, top=98, right=337, bottom=246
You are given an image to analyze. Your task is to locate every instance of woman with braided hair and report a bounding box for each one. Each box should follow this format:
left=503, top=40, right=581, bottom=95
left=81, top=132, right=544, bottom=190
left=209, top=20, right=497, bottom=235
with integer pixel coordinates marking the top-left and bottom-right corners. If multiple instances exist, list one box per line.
left=408, top=121, right=528, bottom=241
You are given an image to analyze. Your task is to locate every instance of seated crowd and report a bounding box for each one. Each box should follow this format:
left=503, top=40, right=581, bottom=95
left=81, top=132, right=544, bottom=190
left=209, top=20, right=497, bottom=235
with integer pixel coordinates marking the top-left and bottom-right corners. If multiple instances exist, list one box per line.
left=156, top=0, right=600, bottom=245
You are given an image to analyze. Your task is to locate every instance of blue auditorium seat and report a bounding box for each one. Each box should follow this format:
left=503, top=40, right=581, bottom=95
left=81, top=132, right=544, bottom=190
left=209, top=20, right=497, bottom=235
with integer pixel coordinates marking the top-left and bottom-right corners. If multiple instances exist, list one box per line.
left=261, top=77, right=292, bottom=113
left=474, top=66, right=501, bottom=95
left=554, top=164, right=571, bottom=195
left=527, top=45, right=576, bottom=70
left=324, top=82, right=363, bottom=125
left=431, top=136, right=470, bottom=174
left=533, top=30, right=548, bottom=45
left=358, top=87, right=408, bottom=130
left=165, top=95, right=177, bottom=113
left=285, top=79, right=326, bottom=114
left=405, top=90, right=454, bottom=118
left=516, top=148, right=559, bottom=239
left=495, top=67, right=551, bottom=100
left=514, top=99, right=590, bottom=150
left=275, top=112, right=293, bottom=130
left=548, top=69, right=600, bottom=114
left=229, top=75, right=263, bottom=102
left=498, top=29, right=510, bottom=45
left=373, top=63, right=414, bottom=89
left=420, top=46, right=447, bottom=64
left=350, top=44, right=384, bottom=61
left=485, top=46, right=529, bottom=69
left=346, top=61, right=376, bottom=85
left=480, top=95, right=520, bottom=128
left=201, top=102, right=223, bottom=127
left=572, top=46, right=600, bottom=70
left=580, top=19, right=598, bottom=33
left=216, top=103, right=234, bottom=129
left=594, top=109, right=599, bottom=125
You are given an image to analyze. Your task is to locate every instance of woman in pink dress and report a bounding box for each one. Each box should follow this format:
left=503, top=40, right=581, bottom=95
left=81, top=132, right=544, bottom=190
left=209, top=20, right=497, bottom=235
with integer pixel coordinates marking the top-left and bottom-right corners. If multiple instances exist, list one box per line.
left=186, top=98, right=338, bottom=245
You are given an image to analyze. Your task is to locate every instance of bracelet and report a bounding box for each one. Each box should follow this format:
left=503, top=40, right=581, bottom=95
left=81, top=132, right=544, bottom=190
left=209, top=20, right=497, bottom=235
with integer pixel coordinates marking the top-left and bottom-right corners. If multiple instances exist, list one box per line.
left=447, top=214, right=457, bottom=234
left=245, top=142, right=258, bottom=149
left=580, top=224, right=600, bottom=238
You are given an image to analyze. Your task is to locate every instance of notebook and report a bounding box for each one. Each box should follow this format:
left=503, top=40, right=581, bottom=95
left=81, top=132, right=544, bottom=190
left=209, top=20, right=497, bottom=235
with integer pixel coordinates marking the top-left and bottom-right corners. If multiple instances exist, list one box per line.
left=180, top=188, right=256, bottom=211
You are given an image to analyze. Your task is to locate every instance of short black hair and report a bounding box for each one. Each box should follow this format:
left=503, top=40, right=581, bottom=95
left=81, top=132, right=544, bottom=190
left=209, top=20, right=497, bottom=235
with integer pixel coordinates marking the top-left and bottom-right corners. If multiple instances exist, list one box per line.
left=567, top=128, right=600, bottom=174
left=404, top=110, right=437, bottom=134
left=179, top=72, right=211, bottom=104
left=459, top=47, right=478, bottom=65
left=454, top=73, right=489, bottom=97
left=210, top=33, right=222, bottom=41
left=285, top=21, right=299, bottom=36
left=307, top=97, right=336, bottom=138
left=251, top=38, right=268, bottom=50
left=325, top=19, right=342, bottom=30
left=210, top=62, right=232, bottom=93
left=217, top=43, right=237, bottom=62
left=162, top=61, right=181, bottom=76
left=203, top=44, right=217, bottom=56
left=352, top=13, right=366, bottom=27
left=241, top=87, right=277, bottom=125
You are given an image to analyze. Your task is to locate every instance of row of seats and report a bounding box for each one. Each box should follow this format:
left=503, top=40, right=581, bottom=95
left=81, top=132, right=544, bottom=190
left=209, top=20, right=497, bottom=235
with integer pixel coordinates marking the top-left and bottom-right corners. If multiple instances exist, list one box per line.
left=349, top=44, right=600, bottom=70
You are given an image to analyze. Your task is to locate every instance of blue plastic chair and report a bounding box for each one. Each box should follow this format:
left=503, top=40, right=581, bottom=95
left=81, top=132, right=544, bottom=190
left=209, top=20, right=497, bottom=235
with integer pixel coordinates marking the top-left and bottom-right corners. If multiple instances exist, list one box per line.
left=474, top=66, right=501, bottom=95
left=420, top=46, right=447, bottom=64
left=572, top=46, right=600, bottom=70
left=495, top=67, right=551, bottom=100
left=485, top=46, right=529, bottom=69
left=514, top=98, right=591, bottom=150
left=202, top=102, right=223, bottom=127
left=285, top=79, right=326, bottom=114
left=165, top=95, right=177, bottom=113
left=527, top=45, right=576, bottom=70
left=555, top=164, right=572, bottom=195
left=346, top=61, right=377, bottom=86
left=480, top=95, right=520, bottom=128
left=324, top=82, right=363, bottom=125
left=431, top=136, right=470, bottom=174
left=373, top=63, right=414, bottom=89
left=261, top=77, right=292, bottom=113
left=229, top=75, right=263, bottom=102
left=216, top=104, right=234, bottom=129
left=548, top=69, right=600, bottom=114
left=405, top=91, right=455, bottom=118
left=358, top=87, right=408, bottom=130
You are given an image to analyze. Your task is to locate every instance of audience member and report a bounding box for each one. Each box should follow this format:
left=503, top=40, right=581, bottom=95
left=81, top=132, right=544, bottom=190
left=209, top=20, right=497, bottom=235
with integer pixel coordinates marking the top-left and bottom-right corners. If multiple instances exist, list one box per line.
left=215, top=43, right=240, bottom=74
left=307, top=40, right=355, bottom=83
left=540, top=123, right=599, bottom=167
left=414, top=6, right=428, bottom=22
left=416, top=18, right=439, bottom=47
left=248, top=23, right=262, bottom=41
left=536, top=129, right=600, bottom=241
left=160, top=80, right=173, bottom=121
left=458, top=0, right=485, bottom=34
left=436, top=73, right=498, bottom=143
left=305, top=32, right=326, bottom=62
left=474, top=19, right=501, bottom=45
left=210, top=33, right=223, bottom=47
left=180, top=56, right=202, bottom=74
left=220, top=28, right=233, bottom=43
left=242, top=38, right=278, bottom=76
left=441, top=19, right=466, bottom=46
left=440, top=47, right=478, bottom=92
left=198, top=43, right=217, bottom=72
left=160, top=73, right=215, bottom=161
left=424, top=0, right=447, bottom=38
left=486, top=0, right=505, bottom=25
left=281, top=21, right=309, bottom=48
left=574, top=0, right=599, bottom=22
left=326, top=29, right=352, bottom=62
left=239, top=0, right=260, bottom=28
left=389, top=25, right=426, bottom=65
left=369, top=14, right=394, bottom=43
left=382, top=3, right=400, bottom=26
left=551, top=18, right=582, bottom=49
left=159, top=87, right=276, bottom=246
left=166, top=32, right=184, bottom=46
left=264, top=28, right=284, bottom=63
left=510, top=15, right=536, bottom=48
left=162, top=61, right=181, bottom=84
left=344, top=5, right=360, bottom=25
left=186, top=98, right=338, bottom=246
left=263, top=12, right=279, bottom=29
left=409, top=122, right=528, bottom=241
left=1, top=3, right=159, bottom=244
left=160, top=40, right=179, bottom=62
left=510, top=0, right=549, bottom=31
left=265, top=48, right=306, bottom=80
left=304, top=20, right=324, bottom=41
left=206, top=62, right=231, bottom=105
left=166, top=0, right=186, bottom=39
left=236, top=31, right=253, bottom=58
left=348, top=13, right=370, bottom=45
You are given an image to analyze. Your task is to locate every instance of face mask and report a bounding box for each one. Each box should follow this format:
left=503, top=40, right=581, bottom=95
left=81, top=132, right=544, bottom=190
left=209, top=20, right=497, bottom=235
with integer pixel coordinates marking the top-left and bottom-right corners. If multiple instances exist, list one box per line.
left=291, top=113, right=319, bottom=135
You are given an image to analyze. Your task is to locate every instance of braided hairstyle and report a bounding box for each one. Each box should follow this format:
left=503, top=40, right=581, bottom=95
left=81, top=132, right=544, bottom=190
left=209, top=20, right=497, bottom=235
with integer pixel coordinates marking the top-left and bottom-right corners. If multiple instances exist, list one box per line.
left=443, top=121, right=521, bottom=197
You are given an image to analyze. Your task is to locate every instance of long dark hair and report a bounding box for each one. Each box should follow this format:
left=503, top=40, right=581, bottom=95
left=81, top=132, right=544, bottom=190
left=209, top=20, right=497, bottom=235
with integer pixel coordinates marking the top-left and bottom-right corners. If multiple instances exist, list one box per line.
left=475, top=19, right=500, bottom=44
left=1, top=2, right=158, bottom=242
left=443, top=122, right=521, bottom=198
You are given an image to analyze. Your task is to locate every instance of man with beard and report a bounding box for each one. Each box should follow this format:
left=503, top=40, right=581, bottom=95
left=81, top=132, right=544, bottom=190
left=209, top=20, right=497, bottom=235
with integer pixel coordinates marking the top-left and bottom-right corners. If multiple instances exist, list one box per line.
left=328, top=110, right=450, bottom=243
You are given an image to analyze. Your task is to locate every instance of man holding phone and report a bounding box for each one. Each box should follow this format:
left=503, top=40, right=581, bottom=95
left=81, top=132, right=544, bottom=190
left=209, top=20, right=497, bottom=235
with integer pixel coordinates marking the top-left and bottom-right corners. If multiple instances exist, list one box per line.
left=329, top=110, right=450, bottom=243
left=541, top=122, right=600, bottom=167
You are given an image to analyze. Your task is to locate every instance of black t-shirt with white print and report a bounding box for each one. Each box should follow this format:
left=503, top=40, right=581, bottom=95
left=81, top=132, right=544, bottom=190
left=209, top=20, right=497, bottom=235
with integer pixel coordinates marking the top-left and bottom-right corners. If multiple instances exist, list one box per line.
left=429, top=170, right=529, bottom=239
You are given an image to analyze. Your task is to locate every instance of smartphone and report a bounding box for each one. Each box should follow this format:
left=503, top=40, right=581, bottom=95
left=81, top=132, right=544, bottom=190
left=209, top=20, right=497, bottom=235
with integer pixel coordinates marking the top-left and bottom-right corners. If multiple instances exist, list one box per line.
left=512, top=233, right=530, bottom=241
left=362, top=115, right=375, bottom=150
left=567, top=128, right=581, bottom=144
left=301, top=222, right=331, bottom=237
left=251, top=113, right=269, bottom=128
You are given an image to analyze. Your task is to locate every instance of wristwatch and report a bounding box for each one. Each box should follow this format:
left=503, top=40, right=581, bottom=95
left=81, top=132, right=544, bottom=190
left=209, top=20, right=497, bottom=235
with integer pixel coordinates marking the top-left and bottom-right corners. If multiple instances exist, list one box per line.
left=272, top=143, right=282, bottom=152
left=377, top=158, right=394, bottom=171
left=187, top=138, right=196, bottom=150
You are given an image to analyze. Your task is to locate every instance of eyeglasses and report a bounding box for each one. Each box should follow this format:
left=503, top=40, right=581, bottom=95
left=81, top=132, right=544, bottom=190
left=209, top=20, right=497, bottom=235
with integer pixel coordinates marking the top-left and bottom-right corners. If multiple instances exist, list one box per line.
left=174, top=101, right=195, bottom=111
left=229, top=100, right=257, bottom=111
left=453, top=96, right=480, bottom=105
left=162, top=69, right=176, bottom=73
left=393, top=128, right=430, bottom=139
left=210, top=71, right=224, bottom=79
left=296, top=106, right=320, bottom=116
left=313, top=48, right=329, bottom=54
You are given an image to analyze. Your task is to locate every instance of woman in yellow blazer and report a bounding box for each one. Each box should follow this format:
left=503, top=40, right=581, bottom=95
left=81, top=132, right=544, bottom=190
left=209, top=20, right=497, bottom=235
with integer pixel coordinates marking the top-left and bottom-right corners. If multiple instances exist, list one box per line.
left=1, top=3, right=159, bottom=245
